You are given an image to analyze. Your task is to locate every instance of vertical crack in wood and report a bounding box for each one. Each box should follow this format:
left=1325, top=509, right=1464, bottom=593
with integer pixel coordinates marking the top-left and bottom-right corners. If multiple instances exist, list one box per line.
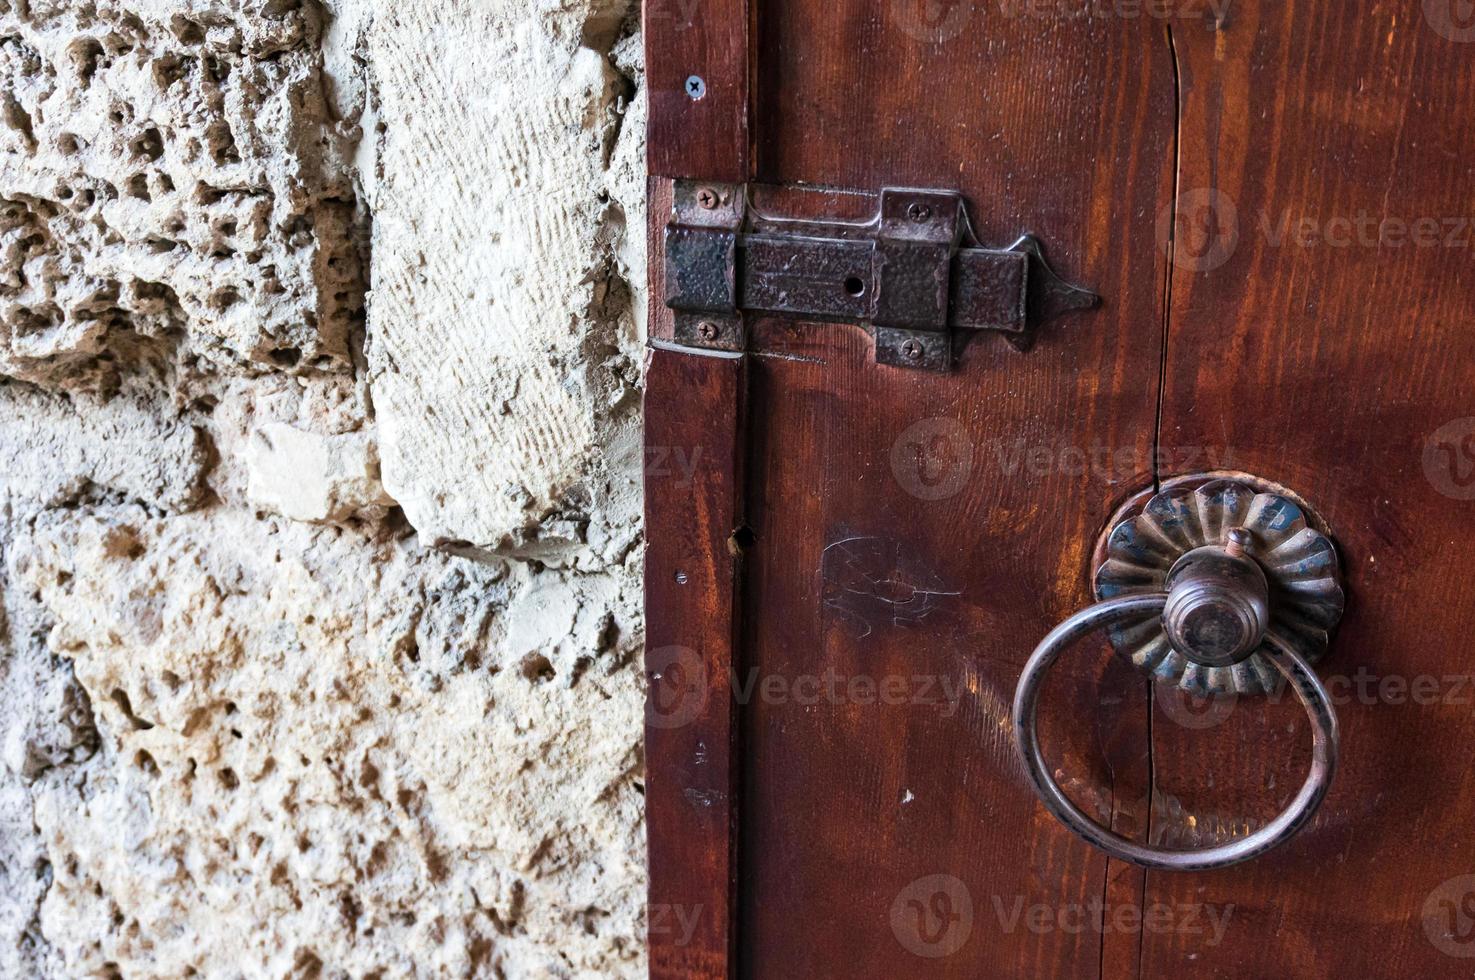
left=1128, top=19, right=1187, bottom=980
left=1154, top=21, right=1184, bottom=499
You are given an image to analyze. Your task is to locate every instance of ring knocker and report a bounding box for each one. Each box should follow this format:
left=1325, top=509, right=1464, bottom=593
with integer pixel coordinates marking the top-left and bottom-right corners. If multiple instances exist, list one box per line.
left=1012, top=476, right=1345, bottom=871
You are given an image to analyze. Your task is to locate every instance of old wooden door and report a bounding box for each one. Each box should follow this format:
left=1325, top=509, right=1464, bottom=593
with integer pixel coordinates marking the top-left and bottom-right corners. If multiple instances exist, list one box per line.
left=643, top=2, right=1475, bottom=977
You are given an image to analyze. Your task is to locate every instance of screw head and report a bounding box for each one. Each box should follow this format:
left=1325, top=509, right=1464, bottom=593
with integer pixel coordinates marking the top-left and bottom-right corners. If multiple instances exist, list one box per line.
left=906, top=202, right=933, bottom=223
left=685, top=75, right=706, bottom=100
left=901, top=339, right=924, bottom=360
left=697, top=320, right=720, bottom=341
left=695, top=187, right=720, bottom=210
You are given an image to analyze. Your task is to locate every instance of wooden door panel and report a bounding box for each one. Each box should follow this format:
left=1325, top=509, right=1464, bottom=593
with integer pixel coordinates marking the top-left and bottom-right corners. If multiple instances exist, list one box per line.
left=646, top=0, right=748, bottom=181
left=728, top=12, right=1179, bottom=975
left=1146, top=1, right=1475, bottom=975
left=739, top=329, right=1149, bottom=978
left=755, top=6, right=1176, bottom=249
left=645, top=1, right=1474, bottom=977
left=644, top=346, right=747, bottom=980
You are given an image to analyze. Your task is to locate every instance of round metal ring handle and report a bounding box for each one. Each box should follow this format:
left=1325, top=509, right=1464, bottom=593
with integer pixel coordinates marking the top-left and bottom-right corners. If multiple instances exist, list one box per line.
left=1011, top=593, right=1340, bottom=872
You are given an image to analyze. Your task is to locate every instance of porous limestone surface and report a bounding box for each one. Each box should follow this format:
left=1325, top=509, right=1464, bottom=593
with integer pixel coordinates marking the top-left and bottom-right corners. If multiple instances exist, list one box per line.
left=244, top=421, right=393, bottom=524
left=0, top=0, right=362, bottom=391
left=0, top=0, right=648, bottom=976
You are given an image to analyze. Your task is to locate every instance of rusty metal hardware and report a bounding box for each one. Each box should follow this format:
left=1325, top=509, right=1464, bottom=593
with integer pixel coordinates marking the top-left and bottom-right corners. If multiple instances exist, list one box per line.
left=1093, top=476, right=1346, bottom=696
left=663, top=181, right=1099, bottom=369
left=1014, top=596, right=1338, bottom=872
left=1011, top=476, right=1346, bottom=870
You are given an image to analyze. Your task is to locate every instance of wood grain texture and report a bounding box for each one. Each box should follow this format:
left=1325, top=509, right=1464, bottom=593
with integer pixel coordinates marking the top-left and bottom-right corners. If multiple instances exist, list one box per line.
left=734, top=10, right=1179, bottom=976
left=1145, top=1, right=1475, bottom=975
left=648, top=1, right=1475, bottom=976
left=644, top=346, right=746, bottom=980
left=645, top=0, right=749, bottom=181
left=647, top=177, right=677, bottom=342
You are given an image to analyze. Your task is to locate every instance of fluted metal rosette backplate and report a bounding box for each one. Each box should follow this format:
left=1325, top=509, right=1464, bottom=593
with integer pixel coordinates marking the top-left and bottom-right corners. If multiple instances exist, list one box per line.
left=1094, top=478, right=1345, bottom=696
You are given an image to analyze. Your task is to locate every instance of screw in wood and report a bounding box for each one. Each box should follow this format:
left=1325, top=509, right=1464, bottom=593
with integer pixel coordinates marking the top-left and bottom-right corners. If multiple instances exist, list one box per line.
left=697, top=320, right=720, bottom=341
left=696, top=187, right=720, bottom=209
left=684, top=75, right=706, bottom=99
left=901, top=339, right=924, bottom=360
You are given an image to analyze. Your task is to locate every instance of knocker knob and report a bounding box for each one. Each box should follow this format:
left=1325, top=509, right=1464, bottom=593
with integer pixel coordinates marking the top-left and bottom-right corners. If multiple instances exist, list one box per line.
left=1161, top=528, right=1271, bottom=669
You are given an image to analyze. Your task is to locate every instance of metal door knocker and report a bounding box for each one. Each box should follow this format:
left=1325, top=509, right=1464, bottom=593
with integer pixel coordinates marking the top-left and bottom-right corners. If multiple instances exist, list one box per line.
left=1012, top=475, right=1346, bottom=871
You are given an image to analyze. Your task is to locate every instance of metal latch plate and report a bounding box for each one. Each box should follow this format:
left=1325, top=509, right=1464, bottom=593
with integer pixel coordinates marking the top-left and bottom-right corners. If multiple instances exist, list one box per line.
left=662, top=180, right=1099, bottom=370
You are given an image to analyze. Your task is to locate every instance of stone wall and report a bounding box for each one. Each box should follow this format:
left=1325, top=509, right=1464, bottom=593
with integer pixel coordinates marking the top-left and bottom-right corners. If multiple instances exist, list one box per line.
left=0, top=0, right=648, bottom=976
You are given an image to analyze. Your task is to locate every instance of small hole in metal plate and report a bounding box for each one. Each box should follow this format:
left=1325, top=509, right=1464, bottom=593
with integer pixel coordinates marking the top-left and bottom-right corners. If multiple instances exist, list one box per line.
left=843, top=275, right=866, bottom=297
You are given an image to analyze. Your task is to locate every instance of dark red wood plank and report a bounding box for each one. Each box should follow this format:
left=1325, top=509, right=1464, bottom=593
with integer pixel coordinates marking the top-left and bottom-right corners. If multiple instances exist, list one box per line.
left=644, top=344, right=746, bottom=980
left=644, top=0, right=749, bottom=181
left=1146, top=1, right=1475, bottom=976
left=728, top=6, right=1178, bottom=966
left=647, top=178, right=676, bottom=343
